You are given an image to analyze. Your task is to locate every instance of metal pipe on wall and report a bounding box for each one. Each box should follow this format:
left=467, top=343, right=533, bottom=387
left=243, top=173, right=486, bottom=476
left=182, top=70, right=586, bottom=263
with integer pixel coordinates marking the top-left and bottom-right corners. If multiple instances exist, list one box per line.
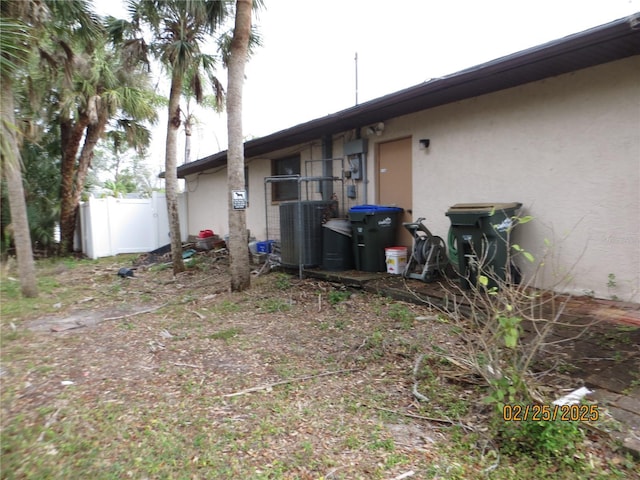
left=322, top=135, right=333, bottom=201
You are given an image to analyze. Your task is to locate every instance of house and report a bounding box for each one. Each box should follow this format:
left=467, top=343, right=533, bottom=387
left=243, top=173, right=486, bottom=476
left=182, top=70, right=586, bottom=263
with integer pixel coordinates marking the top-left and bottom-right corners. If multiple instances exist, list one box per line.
left=177, top=15, right=640, bottom=302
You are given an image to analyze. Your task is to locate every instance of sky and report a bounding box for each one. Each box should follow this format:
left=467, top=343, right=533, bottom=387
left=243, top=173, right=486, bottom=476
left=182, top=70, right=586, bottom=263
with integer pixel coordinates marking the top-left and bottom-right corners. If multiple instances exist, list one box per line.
left=94, top=0, right=640, bottom=174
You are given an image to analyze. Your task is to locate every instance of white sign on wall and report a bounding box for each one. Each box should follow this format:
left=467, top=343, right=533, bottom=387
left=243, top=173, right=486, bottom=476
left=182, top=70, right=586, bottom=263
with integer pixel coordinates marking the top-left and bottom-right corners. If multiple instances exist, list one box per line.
left=232, top=190, right=247, bottom=210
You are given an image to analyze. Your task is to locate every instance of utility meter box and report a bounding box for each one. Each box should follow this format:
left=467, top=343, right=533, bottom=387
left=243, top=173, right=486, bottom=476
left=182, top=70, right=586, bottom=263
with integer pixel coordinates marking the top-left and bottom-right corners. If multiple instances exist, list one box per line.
left=344, top=139, right=368, bottom=181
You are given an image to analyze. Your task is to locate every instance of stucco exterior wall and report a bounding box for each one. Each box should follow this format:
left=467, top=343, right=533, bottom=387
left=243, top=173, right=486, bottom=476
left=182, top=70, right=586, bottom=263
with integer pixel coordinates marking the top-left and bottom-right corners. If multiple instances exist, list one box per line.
left=184, top=167, right=228, bottom=239
left=184, top=142, right=353, bottom=241
left=368, top=56, right=639, bottom=301
left=184, top=56, right=639, bottom=302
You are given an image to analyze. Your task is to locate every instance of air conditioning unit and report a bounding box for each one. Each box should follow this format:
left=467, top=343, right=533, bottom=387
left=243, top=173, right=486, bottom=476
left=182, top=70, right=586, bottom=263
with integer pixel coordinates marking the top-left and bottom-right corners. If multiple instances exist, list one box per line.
left=279, top=200, right=337, bottom=267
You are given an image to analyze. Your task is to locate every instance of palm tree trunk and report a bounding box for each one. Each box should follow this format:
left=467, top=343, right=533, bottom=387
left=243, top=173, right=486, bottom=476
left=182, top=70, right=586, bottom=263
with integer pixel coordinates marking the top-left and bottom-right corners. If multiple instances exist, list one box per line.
left=227, top=0, right=253, bottom=292
left=166, top=71, right=185, bottom=274
left=74, top=110, right=108, bottom=208
left=58, top=108, right=109, bottom=255
left=184, top=119, right=192, bottom=165
left=59, top=115, right=90, bottom=254
left=1, top=77, right=38, bottom=297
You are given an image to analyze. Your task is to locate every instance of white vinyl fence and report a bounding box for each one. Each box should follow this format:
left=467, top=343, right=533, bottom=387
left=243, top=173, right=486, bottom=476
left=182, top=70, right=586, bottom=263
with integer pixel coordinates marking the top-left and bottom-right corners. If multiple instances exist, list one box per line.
left=79, top=192, right=187, bottom=259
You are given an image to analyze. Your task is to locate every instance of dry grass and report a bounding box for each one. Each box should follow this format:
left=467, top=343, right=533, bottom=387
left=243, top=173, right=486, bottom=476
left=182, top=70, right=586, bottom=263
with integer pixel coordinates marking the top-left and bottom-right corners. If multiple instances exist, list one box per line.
left=0, top=253, right=636, bottom=479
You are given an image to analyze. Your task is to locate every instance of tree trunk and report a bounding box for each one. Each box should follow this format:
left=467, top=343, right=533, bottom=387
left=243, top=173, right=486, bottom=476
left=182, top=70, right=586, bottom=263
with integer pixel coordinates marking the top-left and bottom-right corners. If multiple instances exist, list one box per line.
left=73, top=109, right=108, bottom=209
left=226, top=0, right=253, bottom=292
left=59, top=106, right=109, bottom=255
left=184, top=118, right=192, bottom=165
left=59, top=115, right=90, bottom=254
left=1, top=77, right=38, bottom=297
left=166, top=71, right=185, bottom=274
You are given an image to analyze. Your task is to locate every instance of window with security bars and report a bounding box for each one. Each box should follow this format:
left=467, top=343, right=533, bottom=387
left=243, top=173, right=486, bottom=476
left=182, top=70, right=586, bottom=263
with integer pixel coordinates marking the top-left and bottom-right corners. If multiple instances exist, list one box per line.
left=271, top=155, right=300, bottom=202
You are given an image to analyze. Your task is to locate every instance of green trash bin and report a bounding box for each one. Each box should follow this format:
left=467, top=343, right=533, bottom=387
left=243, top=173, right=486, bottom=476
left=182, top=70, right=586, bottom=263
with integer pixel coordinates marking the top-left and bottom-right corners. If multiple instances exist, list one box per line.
left=349, top=205, right=404, bottom=272
left=445, top=202, right=522, bottom=289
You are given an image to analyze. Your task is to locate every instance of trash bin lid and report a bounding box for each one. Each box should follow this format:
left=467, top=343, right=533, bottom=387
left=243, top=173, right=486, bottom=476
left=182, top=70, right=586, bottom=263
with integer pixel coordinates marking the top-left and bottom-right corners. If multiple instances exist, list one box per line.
left=349, top=204, right=404, bottom=215
left=445, top=202, right=522, bottom=216
left=323, top=218, right=352, bottom=236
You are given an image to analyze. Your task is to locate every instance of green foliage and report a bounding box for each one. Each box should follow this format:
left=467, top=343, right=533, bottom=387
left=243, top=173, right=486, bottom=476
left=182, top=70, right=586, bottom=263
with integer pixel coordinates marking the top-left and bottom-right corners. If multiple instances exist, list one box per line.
left=1, top=136, right=62, bottom=255
left=468, top=217, right=590, bottom=466
left=485, top=374, right=527, bottom=409
left=260, top=298, right=290, bottom=313
left=103, top=178, right=137, bottom=197
left=388, top=303, right=413, bottom=329
left=497, top=418, right=585, bottom=466
left=369, top=437, right=395, bottom=452
left=207, top=328, right=241, bottom=341
left=498, top=315, right=522, bottom=349
left=414, top=356, right=470, bottom=419
left=328, top=289, right=350, bottom=305
left=1, top=271, right=66, bottom=317
left=149, top=262, right=172, bottom=272
left=511, top=244, right=535, bottom=263
left=445, top=215, right=594, bottom=466
left=213, top=300, right=241, bottom=314
left=607, top=273, right=620, bottom=300
left=369, top=330, right=384, bottom=346
left=92, top=140, right=157, bottom=197
left=273, top=273, right=291, bottom=290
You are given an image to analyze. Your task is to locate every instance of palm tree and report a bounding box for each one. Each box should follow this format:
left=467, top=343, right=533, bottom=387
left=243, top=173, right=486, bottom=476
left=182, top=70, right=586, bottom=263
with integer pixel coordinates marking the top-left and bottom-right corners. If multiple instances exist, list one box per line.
left=46, top=27, right=158, bottom=254
left=181, top=92, right=223, bottom=165
left=0, top=5, right=41, bottom=297
left=226, top=0, right=253, bottom=292
left=2, top=0, right=151, bottom=256
left=17, top=1, right=102, bottom=256
left=128, top=0, right=230, bottom=274
left=104, top=119, right=153, bottom=182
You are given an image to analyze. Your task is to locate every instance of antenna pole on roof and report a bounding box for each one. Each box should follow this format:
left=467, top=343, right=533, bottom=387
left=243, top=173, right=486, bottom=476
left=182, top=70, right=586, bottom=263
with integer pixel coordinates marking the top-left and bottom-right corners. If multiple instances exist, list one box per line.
left=354, top=52, right=358, bottom=105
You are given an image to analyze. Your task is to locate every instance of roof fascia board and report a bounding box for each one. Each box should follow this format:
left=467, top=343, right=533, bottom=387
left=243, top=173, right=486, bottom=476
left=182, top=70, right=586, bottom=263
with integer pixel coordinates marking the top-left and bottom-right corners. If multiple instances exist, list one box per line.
left=176, top=15, right=640, bottom=178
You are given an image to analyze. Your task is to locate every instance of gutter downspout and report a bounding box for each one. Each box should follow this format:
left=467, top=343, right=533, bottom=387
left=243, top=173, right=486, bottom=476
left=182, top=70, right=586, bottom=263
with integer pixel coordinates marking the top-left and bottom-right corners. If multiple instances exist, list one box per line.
left=322, top=135, right=333, bottom=202
left=355, top=128, right=368, bottom=204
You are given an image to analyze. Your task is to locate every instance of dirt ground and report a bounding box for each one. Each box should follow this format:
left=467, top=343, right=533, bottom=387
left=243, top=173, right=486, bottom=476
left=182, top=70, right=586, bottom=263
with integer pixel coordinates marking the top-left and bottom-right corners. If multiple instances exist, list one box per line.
left=1, top=252, right=638, bottom=479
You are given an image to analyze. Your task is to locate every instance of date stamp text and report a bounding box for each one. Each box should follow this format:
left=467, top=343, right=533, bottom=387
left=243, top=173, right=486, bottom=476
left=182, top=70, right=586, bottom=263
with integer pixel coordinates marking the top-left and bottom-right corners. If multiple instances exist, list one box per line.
left=502, top=404, right=599, bottom=422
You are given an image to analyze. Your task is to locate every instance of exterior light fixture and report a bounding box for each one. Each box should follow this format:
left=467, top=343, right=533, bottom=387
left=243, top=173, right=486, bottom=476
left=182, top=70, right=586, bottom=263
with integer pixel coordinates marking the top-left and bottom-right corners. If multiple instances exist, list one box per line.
left=366, top=122, right=385, bottom=136
left=419, top=138, right=430, bottom=149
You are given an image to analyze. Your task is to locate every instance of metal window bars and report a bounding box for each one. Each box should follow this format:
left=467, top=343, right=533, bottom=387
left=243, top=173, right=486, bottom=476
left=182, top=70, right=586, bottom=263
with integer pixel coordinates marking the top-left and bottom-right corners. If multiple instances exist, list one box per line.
left=264, top=170, right=347, bottom=278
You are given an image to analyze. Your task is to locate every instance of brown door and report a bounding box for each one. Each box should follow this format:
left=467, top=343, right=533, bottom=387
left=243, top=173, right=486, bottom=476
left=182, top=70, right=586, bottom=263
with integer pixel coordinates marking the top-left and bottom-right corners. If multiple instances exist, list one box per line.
left=377, top=137, right=413, bottom=247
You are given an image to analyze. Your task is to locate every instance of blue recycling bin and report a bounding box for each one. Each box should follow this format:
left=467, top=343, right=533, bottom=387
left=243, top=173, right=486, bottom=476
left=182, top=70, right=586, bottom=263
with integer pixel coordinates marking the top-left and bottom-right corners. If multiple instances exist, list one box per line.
left=349, top=205, right=404, bottom=272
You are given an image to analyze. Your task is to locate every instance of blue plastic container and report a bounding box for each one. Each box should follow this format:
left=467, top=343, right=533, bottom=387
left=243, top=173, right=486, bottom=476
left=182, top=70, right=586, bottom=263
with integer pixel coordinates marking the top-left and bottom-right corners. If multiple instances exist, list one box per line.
left=348, top=205, right=404, bottom=216
left=256, top=240, right=275, bottom=253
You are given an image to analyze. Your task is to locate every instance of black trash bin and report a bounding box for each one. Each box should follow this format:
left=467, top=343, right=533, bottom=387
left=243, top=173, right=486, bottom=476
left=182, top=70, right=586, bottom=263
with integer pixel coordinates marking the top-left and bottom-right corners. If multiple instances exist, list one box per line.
left=322, top=219, right=354, bottom=271
left=445, top=202, right=522, bottom=289
left=349, top=205, right=404, bottom=272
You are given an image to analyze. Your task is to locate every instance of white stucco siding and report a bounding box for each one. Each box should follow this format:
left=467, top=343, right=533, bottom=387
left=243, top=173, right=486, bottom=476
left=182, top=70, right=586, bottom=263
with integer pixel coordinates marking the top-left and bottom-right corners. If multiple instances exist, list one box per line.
left=245, top=157, right=272, bottom=240
left=402, top=56, right=639, bottom=301
left=184, top=164, right=266, bottom=241
left=183, top=56, right=638, bottom=301
left=184, top=142, right=339, bottom=242
left=184, top=169, right=229, bottom=238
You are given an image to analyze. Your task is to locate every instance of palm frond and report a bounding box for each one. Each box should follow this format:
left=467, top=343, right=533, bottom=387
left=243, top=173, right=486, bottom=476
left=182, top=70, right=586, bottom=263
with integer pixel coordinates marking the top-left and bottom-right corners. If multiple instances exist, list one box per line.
left=0, top=20, right=33, bottom=77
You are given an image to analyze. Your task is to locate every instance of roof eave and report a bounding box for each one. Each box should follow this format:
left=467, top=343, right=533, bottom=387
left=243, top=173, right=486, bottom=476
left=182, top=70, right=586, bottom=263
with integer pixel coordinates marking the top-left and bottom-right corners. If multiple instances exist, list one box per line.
left=175, top=14, right=640, bottom=179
